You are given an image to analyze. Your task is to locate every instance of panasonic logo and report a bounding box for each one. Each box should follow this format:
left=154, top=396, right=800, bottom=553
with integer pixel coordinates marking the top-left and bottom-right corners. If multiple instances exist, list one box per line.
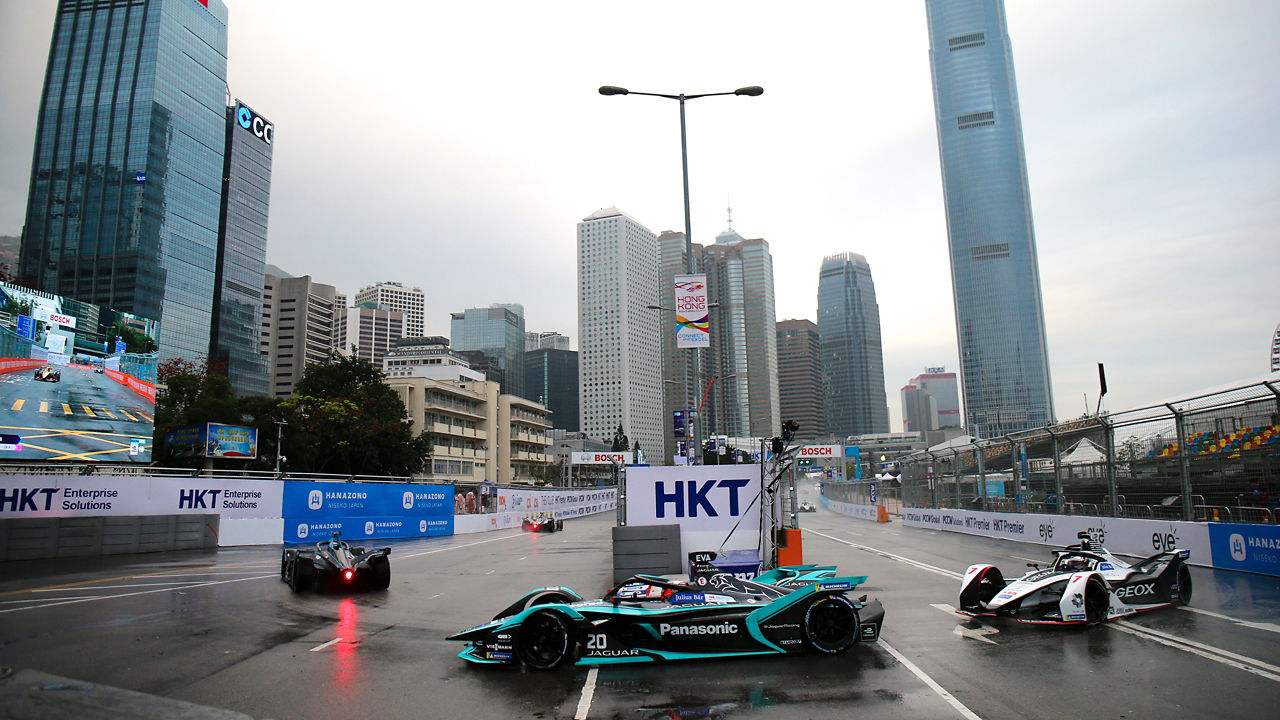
left=659, top=622, right=738, bottom=636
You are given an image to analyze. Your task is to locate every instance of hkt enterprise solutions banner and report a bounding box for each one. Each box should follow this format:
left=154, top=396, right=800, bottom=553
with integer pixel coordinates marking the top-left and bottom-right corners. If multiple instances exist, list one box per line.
left=674, top=274, right=709, bottom=348
left=283, top=482, right=453, bottom=543
left=0, top=476, right=281, bottom=519
left=627, top=465, right=761, bottom=570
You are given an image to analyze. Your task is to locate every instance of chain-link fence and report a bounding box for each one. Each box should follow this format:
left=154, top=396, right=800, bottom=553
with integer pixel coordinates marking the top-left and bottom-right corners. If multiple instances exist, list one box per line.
left=896, top=377, right=1280, bottom=524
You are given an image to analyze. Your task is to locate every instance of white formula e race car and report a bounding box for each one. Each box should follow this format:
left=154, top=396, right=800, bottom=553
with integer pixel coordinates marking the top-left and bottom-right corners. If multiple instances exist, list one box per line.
left=958, top=531, right=1192, bottom=625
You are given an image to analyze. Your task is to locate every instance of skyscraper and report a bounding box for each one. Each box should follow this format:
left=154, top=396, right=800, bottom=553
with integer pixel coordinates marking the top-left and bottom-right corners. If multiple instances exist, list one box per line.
left=525, top=347, right=579, bottom=432
left=19, top=0, right=231, bottom=361
left=211, top=100, right=273, bottom=396
left=901, top=368, right=961, bottom=432
left=346, top=304, right=404, bottom=368
left=701, top=227, right=779, bottom=440
left=354, top=281, right=425, bottom=338
left=450, top=304, right=526, bottom=398
left=577, top=208, right=661, bottom=460
left=776, top=319, right=824, bottom=441
left=261, top=272, right=343, bottom=398
left=818, top=253, right=889, bottom=437
left=926, top=0, right=1055, bottom=435
left=525, top=331, right=570, bottom=351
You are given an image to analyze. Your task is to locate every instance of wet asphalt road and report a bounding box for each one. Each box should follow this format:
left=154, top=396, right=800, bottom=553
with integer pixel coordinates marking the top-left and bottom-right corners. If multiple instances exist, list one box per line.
left=1, top=508, right=1278, bottom=720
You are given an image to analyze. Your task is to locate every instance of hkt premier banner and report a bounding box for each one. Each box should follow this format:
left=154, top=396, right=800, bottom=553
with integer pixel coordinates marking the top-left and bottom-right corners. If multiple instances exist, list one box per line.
left=570, top=452, right=633, bottom=465
left=799, top=445, right=842, bottom=461
left=283, top=481, right=454, bottom=542
left=0, top=476, right=282, bottom=519
left=900, top=507, right=1211, bottom=568
left=626, top=465, right=762, bottom=562
left=674, top=273, right=709, bottom=348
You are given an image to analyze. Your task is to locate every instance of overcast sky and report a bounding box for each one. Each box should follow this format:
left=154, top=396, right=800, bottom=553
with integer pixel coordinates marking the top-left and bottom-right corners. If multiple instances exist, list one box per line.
left=2, top=1, right=1277, bottom=432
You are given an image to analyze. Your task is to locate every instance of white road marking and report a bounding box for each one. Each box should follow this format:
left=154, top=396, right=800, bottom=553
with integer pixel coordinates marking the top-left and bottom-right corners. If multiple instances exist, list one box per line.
left=1113, top=621, right=1280, bottom=682
left=952, top=624, right=999, bottom=645
left=398, top=532, right=523, bottom=560
left=310, top=638, right=342, bottom=652
left=1010, top=555, right=1043, bottom=564
left=880, top=639, right=984, bottom=720
left=0, top=575, right=277, bottom=614
left=932, top=603, right=959, bottom=614
left=805, top=528, right=962, bottom=579
left=1179, top=606, right=1280, bottom=634
left=31, top=581, right=214, bottom=591
left=430, top=593, right=442, bottom=599
left=485, top=569, right=495, bottom=575
left=809, top=527, right=1280, bottom=682
left=574, top=667, right=598, bottom=720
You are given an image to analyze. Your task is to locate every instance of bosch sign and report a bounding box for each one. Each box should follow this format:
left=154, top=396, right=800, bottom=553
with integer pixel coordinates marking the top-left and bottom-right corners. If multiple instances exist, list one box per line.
left=799, top=445, right=841, bottom=458
left=236, top=103, right=273, bottom=145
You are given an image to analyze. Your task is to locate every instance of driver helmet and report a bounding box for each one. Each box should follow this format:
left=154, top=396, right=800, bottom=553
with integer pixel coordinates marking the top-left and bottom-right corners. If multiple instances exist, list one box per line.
left=1060, top=555, right=1090, bottom=571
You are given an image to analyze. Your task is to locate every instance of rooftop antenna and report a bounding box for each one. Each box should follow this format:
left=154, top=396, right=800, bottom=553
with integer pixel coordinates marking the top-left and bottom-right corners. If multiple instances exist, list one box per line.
left=726, top=194, right=733, bottom=230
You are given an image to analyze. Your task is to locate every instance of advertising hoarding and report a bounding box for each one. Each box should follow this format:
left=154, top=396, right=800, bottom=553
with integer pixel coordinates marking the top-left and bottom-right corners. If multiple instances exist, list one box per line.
left=626, top=465, right=762, bottom=566
left=674, top=274, right=709, bottom=348
left=570, top=451, right=633, bottom=465
left=0, top=476, right=282, bottom=520
left=282, top=481, right=454, bottom=542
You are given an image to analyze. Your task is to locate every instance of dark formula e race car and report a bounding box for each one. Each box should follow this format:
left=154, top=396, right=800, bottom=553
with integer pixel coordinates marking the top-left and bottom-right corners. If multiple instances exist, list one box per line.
left=33, top=365, right=61, bottom=382
left=447, top=563, right=885, bottom=669
left=958, top=531, right=1192, bottom=625
left=522, top=515, right=563, bottom=533
left=280, top=532, right=391, bottom=592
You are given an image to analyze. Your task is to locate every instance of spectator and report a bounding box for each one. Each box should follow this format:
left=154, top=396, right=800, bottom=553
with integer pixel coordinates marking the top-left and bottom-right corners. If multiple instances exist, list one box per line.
left=1244, top=479, right=1269, bottom=507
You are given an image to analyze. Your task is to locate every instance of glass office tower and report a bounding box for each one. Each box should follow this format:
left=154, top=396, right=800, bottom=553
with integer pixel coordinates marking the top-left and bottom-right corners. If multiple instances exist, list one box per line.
left=926, top=0, right=1054, bottom=436
left=817, top=253, right=889, bottom=437
left=19, top=0, right=230, bottom=361
left=211, top=100, right=272, bottom=395
left=451, top=305, right=527, bottom=398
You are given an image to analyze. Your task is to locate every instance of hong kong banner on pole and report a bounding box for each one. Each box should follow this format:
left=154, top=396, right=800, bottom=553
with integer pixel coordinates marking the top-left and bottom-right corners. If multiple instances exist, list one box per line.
left=674, top=274, right=710, bottom=348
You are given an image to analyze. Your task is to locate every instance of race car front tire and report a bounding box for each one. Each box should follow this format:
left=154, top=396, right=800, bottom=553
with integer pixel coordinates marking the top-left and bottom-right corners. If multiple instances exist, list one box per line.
left=517, top=610, right=575, bottom=669
left=1176, top=565, right=1193, bottom=605
left=1085, top=578, right=1109, bottom=625
left=803, top=595, right=860, bottom=654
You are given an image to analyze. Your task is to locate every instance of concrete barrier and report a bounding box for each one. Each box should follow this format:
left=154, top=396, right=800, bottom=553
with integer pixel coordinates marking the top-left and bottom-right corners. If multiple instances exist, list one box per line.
left=0, top=514, right=218, bottom=561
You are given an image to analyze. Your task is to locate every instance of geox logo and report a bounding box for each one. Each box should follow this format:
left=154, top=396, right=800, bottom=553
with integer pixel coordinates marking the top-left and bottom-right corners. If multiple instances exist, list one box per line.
left=658, top=622, right=738, bottom=636
left=1115, top=583, right=1155, bottom=598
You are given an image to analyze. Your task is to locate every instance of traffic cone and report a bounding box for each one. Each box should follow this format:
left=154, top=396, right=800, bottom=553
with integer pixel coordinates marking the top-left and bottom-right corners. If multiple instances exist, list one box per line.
left=877, top=506, right=890, bottom=523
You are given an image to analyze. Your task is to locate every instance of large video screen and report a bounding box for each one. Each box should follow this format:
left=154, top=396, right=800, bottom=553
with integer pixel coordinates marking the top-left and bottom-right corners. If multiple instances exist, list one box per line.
left=0, top=282, right=157, bottom=463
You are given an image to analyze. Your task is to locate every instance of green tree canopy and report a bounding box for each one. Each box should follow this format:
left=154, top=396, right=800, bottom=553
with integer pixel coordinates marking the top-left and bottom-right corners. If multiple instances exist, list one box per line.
left=285, top=352, right=431, bottom=476
left=153, top=358, right=273, bottom=468
left=610, top=423, right=629, bottom=452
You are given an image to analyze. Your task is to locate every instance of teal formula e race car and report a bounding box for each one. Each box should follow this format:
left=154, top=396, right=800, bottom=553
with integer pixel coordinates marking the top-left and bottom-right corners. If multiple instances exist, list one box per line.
left=446, top=563, right=884, bottom=669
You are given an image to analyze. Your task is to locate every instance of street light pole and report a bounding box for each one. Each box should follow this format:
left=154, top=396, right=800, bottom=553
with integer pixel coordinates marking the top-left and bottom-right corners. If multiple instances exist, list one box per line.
left=602, top=85, right=761, bottom=467
left=274, top=419, right=287, bottom=475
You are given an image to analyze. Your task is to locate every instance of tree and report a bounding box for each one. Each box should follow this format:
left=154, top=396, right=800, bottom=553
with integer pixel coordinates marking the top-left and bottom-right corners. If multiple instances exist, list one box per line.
left=286, top=352, right=431, bottom=476
left=610, top=423, right=629, bottom=452
left=631, top=439, right=642, bottom=463
left=111, top=320, right=157, bottom=354
left=153, top=357, right=263, bottom=468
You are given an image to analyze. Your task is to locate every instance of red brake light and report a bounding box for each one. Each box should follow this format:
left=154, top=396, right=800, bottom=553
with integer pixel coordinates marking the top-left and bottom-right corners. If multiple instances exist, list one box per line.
left=343, top=569, right=354, bottom=582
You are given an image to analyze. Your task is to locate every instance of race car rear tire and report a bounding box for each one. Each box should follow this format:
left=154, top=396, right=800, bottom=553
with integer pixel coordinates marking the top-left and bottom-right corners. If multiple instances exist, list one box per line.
left=803, top=595, right=859, bottom=654
left=1084, top=578, right=1109, bottom=625
left=368, top=556, right=391, bottom=590
left=516, top=610, right=574, bottom=670
left=290, top=557, right=315, bottom=593
left=1176, top=565, right=1193, bottom=605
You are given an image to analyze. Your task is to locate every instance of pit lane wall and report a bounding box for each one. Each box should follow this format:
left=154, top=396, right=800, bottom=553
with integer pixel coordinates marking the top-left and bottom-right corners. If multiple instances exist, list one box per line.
left=820, top=496, right=880, bottom=522
left=900, top=507, right=1280, bottom=577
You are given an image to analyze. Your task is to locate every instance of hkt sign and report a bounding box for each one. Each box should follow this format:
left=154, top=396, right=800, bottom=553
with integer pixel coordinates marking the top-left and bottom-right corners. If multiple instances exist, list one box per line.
left=798, top=445, right=842, bottom=459
left=570, top=452, right=633, bottom=465
left=236, top=103, right=274, bottom=145
left=626, top=465, right=761, bottom=534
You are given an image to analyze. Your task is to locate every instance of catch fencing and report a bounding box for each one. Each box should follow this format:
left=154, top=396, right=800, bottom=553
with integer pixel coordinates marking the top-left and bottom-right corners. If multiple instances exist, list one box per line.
left=894, top=377, right=1280, bottom=524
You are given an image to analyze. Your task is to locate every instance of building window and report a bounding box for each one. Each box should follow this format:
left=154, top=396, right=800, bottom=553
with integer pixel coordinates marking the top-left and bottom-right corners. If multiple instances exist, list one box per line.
left=956, top=111, right=995, bottom=130
left=948, top=32, right=986, bottom=51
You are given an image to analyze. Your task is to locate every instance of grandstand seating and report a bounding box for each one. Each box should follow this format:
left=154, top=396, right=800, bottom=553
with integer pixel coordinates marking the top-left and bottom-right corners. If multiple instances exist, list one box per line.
left=1150, top=424, right=1280, bottom=457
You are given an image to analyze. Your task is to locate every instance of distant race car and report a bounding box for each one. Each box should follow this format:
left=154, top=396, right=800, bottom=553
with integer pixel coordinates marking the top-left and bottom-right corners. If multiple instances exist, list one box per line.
left=522, top=516, right=563, bottom=533
left=798, top=501, right=817, bottom=512
left=280, top=532, right=391, bottom=593
left=93, top=366, right=104, bottom=374
left=447, top=561, right=885, bottom=669
left=958, top=531, right=1192, bottom=625
left=33, top=366, right=61, bottom=383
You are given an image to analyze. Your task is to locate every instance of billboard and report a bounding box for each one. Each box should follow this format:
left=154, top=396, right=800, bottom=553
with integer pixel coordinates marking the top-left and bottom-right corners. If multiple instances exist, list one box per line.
left=570, top=451, right=633, bottom=465
left=282, top=481, right=454, bottom=542
left=625, top=465, right=762, bottom=563
left=164, top=423, right=259, bottom=459
left=0, top=282, right=158, bottom=463
left=674, top=274, right=710, bottom=348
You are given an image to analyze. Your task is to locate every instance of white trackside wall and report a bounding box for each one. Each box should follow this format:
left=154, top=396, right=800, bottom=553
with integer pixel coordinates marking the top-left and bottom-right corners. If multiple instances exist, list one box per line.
left=901, top=508, right=1212, bottom=567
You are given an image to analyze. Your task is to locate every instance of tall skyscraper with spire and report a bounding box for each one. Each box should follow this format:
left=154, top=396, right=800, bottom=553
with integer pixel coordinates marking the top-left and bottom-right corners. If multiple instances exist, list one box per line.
left=818, top=252, right=889, bottom=437
left=19, top=0, right=231, bottom=361
left=926, top=0, right=1055, bottom=436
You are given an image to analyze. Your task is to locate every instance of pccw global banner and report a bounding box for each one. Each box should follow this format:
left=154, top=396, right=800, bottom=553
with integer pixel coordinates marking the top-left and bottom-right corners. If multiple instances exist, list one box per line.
left=283, top=481, right=453, bottom=542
